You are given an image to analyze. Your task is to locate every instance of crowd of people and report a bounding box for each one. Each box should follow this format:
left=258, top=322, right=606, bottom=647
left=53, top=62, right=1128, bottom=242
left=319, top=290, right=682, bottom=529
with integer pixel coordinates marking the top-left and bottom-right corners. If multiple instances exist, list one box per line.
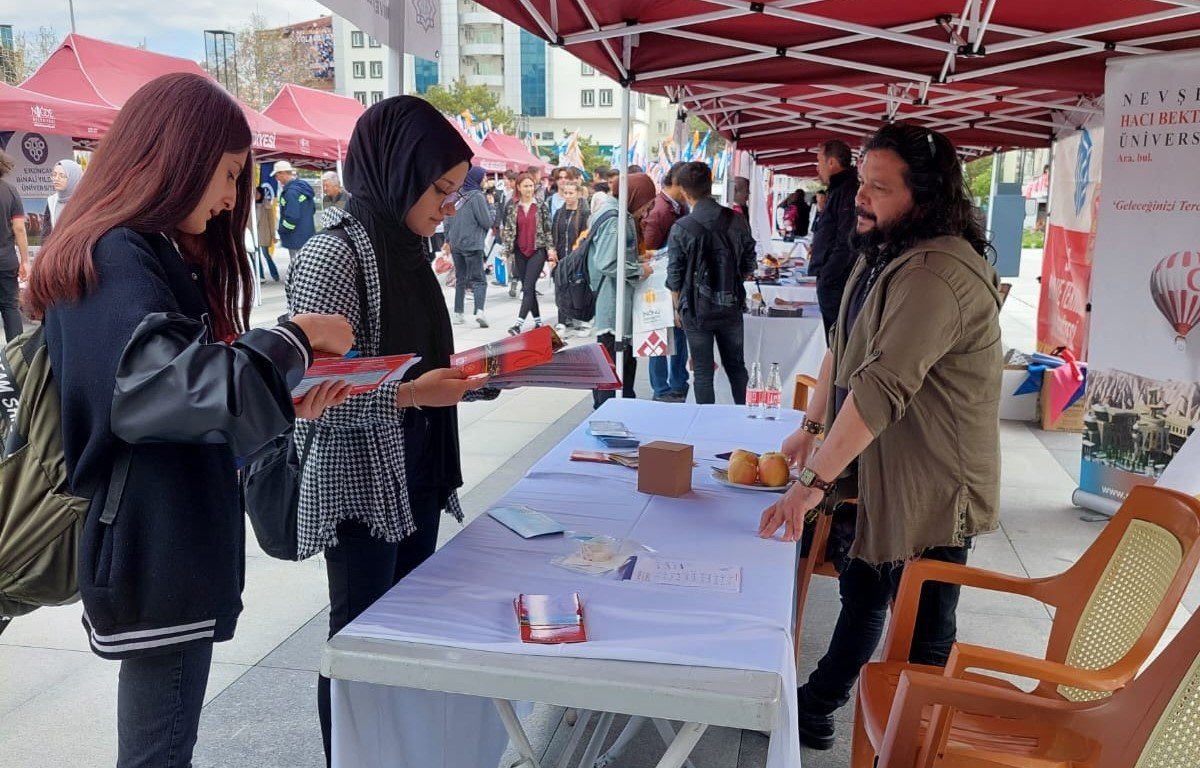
left=0, top=65, right=1004, bottom=766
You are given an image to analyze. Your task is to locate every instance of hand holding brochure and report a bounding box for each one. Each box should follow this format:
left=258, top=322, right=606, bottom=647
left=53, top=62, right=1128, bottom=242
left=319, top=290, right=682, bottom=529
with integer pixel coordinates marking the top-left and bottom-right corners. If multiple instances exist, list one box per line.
left=451, top=325, right=558, bottom=377
left=292, top=354, right=420, bottom=402
left=488, top=343, right=621, bottom=391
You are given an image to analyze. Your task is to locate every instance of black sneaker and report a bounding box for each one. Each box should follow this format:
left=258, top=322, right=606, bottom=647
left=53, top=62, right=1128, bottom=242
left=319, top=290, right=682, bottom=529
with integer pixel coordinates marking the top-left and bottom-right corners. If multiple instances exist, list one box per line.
left=507, top=324, right=522, bottom=337
left=796, top=702, right=835, bottom=750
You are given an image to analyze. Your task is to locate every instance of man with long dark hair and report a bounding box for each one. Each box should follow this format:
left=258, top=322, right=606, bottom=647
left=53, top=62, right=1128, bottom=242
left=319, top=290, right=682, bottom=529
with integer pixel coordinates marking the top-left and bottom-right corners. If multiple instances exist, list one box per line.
left=759, top=122, right=1003, bottom=750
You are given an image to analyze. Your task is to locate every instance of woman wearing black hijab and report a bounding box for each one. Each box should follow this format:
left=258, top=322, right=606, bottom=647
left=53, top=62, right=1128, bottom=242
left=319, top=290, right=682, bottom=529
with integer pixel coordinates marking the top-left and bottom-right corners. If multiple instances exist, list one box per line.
left=285, top=96, right=494, bottom=765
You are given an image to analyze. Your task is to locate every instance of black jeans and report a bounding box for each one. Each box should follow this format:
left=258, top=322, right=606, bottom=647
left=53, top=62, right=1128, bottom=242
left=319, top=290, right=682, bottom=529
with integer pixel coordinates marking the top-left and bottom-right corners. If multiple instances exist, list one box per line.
left=799, top=542, right=971, bottom=717
left=593, top=331, right=638, bottom=408
left=0, top=268, right=23, bottom=342
left=318, top=489, right=443, bottom=766
left=451, top=248, right=486, bottom=314
left=116, top=642, right=214, bottom=768
left=516, top=249, right=547, bottom=319
left=684, top=321, right=749, bottom=405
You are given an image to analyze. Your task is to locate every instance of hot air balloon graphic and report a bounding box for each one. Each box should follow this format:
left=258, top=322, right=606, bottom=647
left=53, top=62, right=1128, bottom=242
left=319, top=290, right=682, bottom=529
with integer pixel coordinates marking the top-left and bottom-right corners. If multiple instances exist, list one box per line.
left=1150, top=251, right=1200, bottom=350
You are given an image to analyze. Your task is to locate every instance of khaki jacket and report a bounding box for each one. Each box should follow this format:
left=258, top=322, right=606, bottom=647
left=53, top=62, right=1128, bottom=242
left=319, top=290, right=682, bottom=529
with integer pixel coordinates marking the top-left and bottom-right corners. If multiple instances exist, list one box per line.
left=827, top=235, right=1003, bottom=564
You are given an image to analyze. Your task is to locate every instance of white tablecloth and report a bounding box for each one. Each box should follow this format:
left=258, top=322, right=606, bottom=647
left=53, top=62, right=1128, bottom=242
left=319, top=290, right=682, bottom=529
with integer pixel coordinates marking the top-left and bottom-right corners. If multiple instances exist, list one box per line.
left=746, top=281, right=819, bottom=306
left=330, top=401, right=803, bottom=768
left=743, top=312, right=828, bottom=391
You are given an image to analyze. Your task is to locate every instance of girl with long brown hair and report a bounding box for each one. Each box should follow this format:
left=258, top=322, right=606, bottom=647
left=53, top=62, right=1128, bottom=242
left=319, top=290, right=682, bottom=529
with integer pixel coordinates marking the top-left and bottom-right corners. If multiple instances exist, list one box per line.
left=501, top=171, right=556, bottom=334
left=28, top=72, right=352, bottom=767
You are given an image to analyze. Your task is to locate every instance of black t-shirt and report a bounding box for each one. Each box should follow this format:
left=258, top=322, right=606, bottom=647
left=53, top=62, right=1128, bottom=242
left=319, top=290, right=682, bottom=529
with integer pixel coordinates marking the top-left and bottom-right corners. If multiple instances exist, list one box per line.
left=0, top=181, right=25, bottom=271
left=833, top=262, right=882, bottom=418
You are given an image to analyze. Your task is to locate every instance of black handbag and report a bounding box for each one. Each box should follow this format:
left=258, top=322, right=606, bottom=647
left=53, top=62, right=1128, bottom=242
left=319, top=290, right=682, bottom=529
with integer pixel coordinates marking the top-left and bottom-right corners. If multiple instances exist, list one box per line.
left=241, top=428, right=315, bottom=560
left=240, top=225, right=370, bottom=561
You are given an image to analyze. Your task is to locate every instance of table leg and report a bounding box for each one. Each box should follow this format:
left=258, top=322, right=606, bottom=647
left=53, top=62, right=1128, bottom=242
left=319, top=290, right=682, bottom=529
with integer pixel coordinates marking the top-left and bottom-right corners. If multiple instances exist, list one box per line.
left=593, top=715, right=645, bottom=767
left=492, top=698, right=542, bottom=768
left=555, top=709, right=594, bottom=768
left=651, top=720, right=696, bottom=768
left=653, top=722, right=708, bottom=768
left=575, top=711, right=615, bottom=768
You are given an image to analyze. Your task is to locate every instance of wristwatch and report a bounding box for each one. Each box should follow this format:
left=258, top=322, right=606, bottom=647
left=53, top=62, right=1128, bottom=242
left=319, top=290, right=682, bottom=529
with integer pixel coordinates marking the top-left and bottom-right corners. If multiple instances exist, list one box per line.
left=798, top=467, right=834, bottom=494
left=801, top=419, right=824, bottom=436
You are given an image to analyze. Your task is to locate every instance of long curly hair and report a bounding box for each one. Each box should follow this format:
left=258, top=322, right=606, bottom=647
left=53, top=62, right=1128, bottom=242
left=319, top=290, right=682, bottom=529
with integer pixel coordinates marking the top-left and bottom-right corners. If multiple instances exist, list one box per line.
left=855, top=122, right=993, bottom=267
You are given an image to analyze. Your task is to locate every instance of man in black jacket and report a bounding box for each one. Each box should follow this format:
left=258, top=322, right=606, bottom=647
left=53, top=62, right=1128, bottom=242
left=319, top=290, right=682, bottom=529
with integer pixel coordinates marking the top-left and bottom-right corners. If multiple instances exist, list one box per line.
left=808, top=140, right=858, bottom=334
left=667, top=162, right=757, bottom=404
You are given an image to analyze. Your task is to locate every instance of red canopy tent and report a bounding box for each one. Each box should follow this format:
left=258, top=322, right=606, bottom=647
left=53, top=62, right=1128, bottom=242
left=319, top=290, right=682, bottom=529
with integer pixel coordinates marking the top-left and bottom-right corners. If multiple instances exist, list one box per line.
left=483, top=132, right=551, bottom=174
left=0, top=81, right=116, bottom=141
left=447, top=120, right=518, bottom=173
left=262, top=84, right=364, bottom=161
left=474, top=1, right=1200, bottom=172
left=21, top=34, right=340, bottom=165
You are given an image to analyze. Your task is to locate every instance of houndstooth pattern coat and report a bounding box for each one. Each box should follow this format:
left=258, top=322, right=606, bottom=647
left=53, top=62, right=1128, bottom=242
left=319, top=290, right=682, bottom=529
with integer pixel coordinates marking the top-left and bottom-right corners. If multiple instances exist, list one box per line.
left=286, top=207, right=466, bottom=558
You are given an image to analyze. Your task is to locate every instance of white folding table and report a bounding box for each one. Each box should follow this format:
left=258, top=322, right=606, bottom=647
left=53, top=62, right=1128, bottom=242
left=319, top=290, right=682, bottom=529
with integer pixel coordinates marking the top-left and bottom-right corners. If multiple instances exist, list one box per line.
left=324, top=400, right=803, bottom=768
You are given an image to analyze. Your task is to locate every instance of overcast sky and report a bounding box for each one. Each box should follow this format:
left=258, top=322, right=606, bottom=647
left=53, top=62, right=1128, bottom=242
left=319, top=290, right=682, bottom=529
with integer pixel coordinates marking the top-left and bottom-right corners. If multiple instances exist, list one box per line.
left=13, top=0, right=331, bottom=62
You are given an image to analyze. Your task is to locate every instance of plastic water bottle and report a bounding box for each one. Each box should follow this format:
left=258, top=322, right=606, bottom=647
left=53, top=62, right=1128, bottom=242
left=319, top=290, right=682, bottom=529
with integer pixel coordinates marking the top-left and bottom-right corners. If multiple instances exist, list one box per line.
left=763, top=362, right=782, bottom=420
left=746, top=362, right=763, bottom=418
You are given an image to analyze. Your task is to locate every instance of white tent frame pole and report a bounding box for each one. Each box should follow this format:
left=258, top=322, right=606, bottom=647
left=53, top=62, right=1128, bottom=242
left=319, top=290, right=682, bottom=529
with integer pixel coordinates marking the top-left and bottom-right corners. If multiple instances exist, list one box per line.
left=613, top=40, right=633, bottom=397
left=248, top=185, right=262, bottom=308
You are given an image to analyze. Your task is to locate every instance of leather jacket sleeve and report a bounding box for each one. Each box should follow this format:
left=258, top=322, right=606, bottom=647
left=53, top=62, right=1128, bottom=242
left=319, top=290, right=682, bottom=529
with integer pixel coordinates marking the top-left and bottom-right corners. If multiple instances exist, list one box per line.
left=111, top=312, right=310, bottom=458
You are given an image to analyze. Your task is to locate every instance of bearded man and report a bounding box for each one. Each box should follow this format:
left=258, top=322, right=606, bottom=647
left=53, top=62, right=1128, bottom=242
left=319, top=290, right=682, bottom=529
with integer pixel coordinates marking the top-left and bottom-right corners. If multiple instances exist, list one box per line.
left=758, top=122, right=1004, bottom=750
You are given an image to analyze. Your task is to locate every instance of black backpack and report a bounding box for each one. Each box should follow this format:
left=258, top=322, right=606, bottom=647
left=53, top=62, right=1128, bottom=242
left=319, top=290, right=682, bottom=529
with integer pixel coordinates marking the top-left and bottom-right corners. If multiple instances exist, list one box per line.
left=240, top=225, right=369, bottom=560
left=553, top=208, right=616, bottom=324
left=677, top=207, right=745, bottom=330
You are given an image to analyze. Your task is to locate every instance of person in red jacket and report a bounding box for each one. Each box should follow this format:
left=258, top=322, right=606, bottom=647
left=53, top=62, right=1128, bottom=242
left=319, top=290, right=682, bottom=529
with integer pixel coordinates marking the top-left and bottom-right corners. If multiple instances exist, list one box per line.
left=640, top=162, right=691, bottom=402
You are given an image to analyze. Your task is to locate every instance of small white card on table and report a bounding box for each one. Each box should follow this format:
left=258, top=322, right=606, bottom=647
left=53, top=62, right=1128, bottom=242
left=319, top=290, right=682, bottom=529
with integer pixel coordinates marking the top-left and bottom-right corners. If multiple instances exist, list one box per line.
left=628, top=556, right=742, bottom=593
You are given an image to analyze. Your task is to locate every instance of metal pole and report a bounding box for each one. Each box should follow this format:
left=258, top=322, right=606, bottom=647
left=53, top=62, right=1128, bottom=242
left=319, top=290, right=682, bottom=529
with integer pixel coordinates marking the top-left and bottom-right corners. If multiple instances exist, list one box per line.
left=614, top=82, right=631, bottom=397
left=68, top=0, right=76, bottom=33
left=387, top=3, right=406, bottom=97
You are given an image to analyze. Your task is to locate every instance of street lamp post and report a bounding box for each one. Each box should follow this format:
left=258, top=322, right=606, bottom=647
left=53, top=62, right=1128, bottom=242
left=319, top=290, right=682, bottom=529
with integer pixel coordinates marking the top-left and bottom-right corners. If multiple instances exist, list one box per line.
left=203, top=30, right=238, bottom=97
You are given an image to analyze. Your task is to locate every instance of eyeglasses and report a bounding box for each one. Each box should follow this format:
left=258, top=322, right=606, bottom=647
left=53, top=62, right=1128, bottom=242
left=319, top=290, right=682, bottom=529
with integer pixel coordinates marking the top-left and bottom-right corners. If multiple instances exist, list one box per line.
left=50, top=171, right=67, bottom=180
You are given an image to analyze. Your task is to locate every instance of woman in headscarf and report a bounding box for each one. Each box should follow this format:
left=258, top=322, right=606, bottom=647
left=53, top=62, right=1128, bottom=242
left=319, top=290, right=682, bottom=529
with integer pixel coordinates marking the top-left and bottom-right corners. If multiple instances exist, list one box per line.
left=588, top=172, right=656, bottom=408
left=285, top=96, right=495, bottom=766
left=254, top=184, right=280, bottom=281
left=45, top=158, right=82, bottom=237
left=441, top=164, right=491, bottom=327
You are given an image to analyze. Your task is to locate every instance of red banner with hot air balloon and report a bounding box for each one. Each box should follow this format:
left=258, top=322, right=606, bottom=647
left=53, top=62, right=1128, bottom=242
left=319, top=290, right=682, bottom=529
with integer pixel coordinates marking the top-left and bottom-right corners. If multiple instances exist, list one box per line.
left=1076, top=50, right=1200, bottom=513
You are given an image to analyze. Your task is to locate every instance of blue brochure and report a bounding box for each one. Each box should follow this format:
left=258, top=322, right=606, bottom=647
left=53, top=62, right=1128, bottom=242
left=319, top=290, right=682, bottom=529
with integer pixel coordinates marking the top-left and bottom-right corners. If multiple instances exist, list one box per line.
left=488, top=506, right=566, bottom=539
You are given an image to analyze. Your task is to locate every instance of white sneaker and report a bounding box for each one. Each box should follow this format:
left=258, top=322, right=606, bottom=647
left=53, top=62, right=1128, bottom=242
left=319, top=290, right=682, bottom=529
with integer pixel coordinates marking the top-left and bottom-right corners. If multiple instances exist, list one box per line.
left=452, top=312, right=465, bottom=325
left=554, top=323, right=568, bottom=335
left=475, top=311, right=489, bottom=328
left=575, top=324, right=592, bottom=338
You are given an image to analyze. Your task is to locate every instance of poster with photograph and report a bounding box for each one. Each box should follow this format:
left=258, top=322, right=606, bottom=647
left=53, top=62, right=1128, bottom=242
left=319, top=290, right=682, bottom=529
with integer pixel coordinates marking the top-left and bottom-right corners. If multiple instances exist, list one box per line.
left=0, top=130, right=73, bottom=249
left=1077, top=51, right=1200, bottom=509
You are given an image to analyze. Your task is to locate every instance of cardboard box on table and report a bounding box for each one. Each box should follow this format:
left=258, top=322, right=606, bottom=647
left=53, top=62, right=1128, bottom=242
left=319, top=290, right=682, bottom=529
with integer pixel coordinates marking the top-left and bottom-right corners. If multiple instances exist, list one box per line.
left=637, top=441, right=693, bottom=497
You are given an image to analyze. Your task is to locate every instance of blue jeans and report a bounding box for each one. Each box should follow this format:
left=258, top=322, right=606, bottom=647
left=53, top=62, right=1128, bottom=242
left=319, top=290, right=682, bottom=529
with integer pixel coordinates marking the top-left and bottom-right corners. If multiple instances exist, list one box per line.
left=451, top=248, right=487, bottom=314
left=117, top=642, right=213, bottom=768
left=648, top=327, right=690, bottom=398
left=256, top=246, right=279, bottom=281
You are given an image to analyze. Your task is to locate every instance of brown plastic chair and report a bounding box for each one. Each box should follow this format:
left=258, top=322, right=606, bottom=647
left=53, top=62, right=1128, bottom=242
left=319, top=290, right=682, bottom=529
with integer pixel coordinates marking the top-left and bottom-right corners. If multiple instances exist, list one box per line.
left=875, top=599, right=1200, bottom=768
left=792, top=373, right=818, bottom=411
left=852, top=484, right=1200, bottom=768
